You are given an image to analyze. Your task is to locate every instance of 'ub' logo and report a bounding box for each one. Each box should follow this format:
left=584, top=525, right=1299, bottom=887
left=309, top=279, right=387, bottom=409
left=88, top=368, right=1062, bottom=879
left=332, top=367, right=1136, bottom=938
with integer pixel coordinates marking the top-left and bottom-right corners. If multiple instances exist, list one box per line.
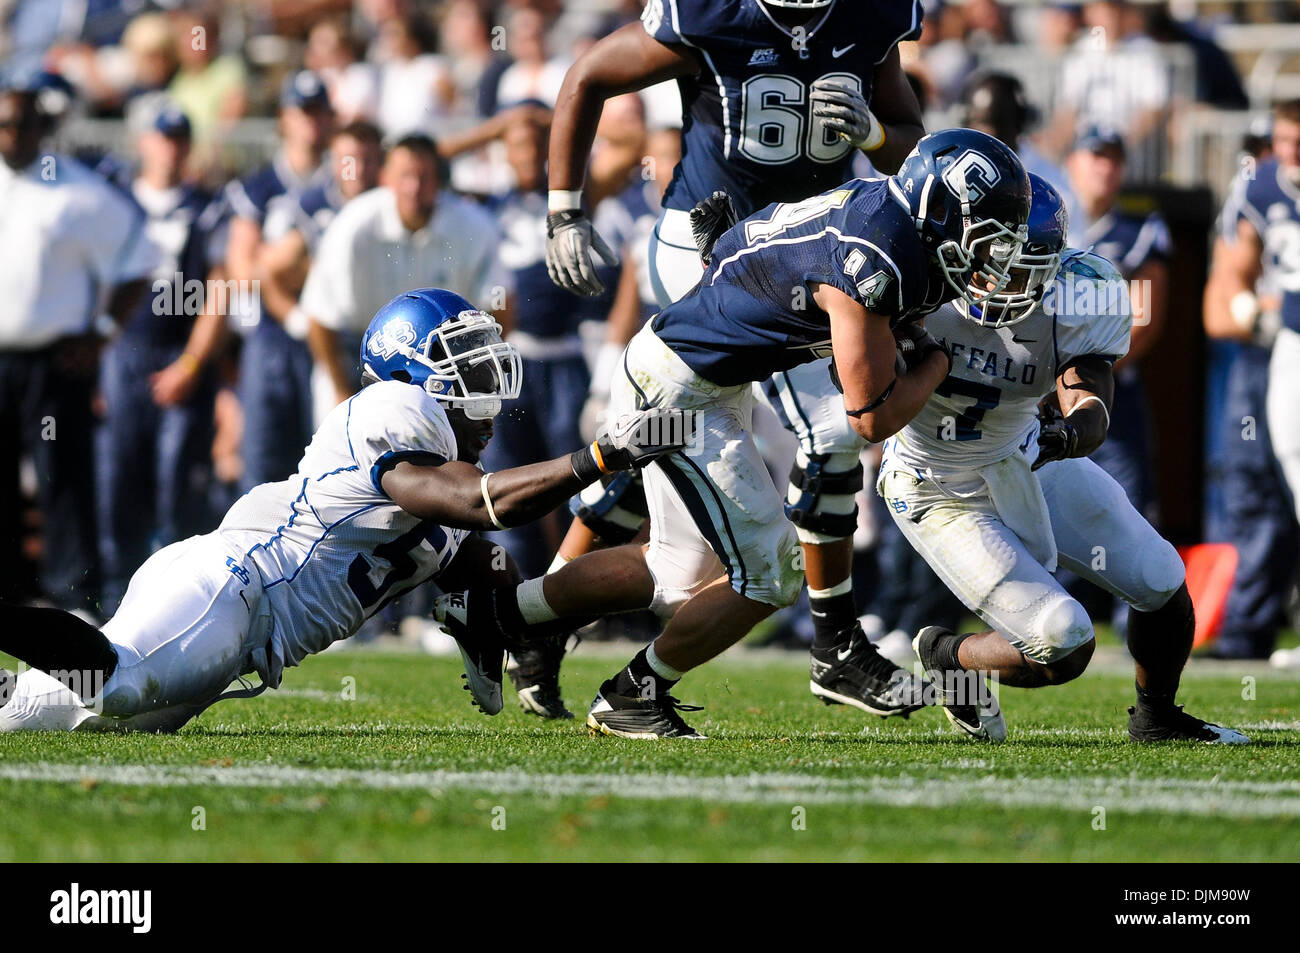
left=940, top=150, right=1001, bottom=203
left=367, top=319, right=418, bottom=360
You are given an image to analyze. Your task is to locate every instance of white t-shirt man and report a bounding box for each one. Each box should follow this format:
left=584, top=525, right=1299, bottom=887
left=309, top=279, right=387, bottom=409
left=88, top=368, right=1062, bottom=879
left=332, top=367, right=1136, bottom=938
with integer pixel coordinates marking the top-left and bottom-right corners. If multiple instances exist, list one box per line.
left=0, top=153, right=159, bottom=349
left=300, top=186, right=510, bottom=335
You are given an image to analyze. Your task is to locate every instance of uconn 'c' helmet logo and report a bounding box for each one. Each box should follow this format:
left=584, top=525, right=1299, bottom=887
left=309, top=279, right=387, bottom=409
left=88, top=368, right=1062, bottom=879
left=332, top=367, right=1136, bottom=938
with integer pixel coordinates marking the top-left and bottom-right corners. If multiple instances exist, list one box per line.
left=940, top=149, right=1002, bottom=204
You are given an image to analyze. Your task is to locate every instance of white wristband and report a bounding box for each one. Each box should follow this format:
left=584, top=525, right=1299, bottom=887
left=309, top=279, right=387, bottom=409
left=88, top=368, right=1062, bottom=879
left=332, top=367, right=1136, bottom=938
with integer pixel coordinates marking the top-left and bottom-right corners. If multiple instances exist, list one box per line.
left=480, top=471, right=506, bottom=530
left=859, top=111, right=886, bottom=152
left=589, top=341, right=623, bottom=397
left=548, top=189, right=583, bottom=212
left=1067, top=394, right=1110, bottom=431
left=1229, top=290, right=1259, bottom=331
left=285, top=306, right=311, bottom=341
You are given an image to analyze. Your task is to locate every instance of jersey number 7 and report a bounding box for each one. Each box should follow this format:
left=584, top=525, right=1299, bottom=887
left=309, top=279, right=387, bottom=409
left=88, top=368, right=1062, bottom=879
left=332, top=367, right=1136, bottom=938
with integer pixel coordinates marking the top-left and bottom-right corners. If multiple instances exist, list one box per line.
left=935, top=377, right=1001, bottom=441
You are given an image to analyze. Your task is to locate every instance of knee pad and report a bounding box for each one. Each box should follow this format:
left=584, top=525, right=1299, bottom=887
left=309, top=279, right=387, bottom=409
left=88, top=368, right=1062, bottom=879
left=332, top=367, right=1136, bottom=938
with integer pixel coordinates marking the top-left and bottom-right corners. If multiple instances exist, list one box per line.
left=785, top=451, right=864, bottom=544
left=1027, top=596, right=1094, bottom=665
left=1131, top=538, right=1186, bottom=613
left=570, top=471, right=648, bottom=545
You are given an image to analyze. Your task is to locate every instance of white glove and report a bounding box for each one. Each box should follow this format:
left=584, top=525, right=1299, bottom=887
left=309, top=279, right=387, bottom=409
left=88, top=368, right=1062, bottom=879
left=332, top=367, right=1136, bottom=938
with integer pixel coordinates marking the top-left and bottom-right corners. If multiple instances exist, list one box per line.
left=810, top=78, right=884, bottom=151
left=546, top=209, right=621, bottom=297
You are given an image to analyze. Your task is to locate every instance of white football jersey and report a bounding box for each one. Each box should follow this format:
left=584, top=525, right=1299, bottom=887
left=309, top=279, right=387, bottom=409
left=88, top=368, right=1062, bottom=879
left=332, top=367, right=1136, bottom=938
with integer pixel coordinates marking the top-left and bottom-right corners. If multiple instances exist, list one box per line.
left=218, top=380, right=469, bottom=668
left=885, top=250, right=1132, bottom=474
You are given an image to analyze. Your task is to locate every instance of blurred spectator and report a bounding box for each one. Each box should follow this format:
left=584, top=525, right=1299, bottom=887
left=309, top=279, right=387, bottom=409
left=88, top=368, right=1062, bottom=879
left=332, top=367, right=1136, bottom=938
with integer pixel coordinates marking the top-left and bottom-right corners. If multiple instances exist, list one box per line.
left=299, top=133, right=509, bottom=411
left=1038, top=3, right=1083, bottom=56
left=439, top=0, right=510, bottom=119
left=96, top=99, right=226, bottom=614
left=259, top=120, right=385, bottom=424
left=961, top=71, right=1073, bottom=202
left=1050, top=1, right=1169, bottom=163
left=1144, top=6, right=1247, bottom=110
left=1066, top=123, right=1171, bottom=517
left=1203, top=121, right=1299, bottom=660
left=0, top=69, right=158, bottom=615
left=914, top=1, right=977, bottom=109
left=493, top=6, right=571, bottom=110
left=224, top=70, right=333, bottom=490
left=44, top=11, right=177, bottom=115
left=304, top=16, right=381, bottom=125
left=374, top=10, right=455, bottom=137
left=167, top=6, right=248, bottom=165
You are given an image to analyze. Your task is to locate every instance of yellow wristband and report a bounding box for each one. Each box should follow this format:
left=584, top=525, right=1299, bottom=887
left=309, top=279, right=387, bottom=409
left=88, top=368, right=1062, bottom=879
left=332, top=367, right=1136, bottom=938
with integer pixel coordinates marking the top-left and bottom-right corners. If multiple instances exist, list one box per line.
left=177, top=352, right=201, bottom=375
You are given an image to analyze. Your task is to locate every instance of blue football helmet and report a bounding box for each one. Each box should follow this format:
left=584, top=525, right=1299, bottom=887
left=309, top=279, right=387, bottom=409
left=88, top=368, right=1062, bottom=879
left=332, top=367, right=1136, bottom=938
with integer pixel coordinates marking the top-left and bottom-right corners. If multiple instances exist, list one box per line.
left=972, top=173, right=1068, bottom=327
left=360, top=289, right=521, bottom=419
left=888, top=128, right=1031, bottom=308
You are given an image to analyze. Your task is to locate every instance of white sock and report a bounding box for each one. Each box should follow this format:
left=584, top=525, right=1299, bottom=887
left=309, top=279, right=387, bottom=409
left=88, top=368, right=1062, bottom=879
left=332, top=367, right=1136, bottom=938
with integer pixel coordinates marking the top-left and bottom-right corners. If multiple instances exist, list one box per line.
left=808, top=577, right=854, bottom=600
left=516, top=577, right=558, bottom=625
left=545, top=553, right=570, bottom=575
left=646, top=642, right=684, bottom=681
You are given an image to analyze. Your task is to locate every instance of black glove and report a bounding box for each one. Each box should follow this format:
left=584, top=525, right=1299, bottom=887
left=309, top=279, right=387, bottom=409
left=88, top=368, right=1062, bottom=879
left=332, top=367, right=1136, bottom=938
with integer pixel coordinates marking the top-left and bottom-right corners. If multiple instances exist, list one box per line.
left=571, top=408, right=697, bottom=483
left=1032, top=404, right=1079, bottom=471
left=689, top=190, right=738, bottom=265
left=892, top=321, right=951, bottom=374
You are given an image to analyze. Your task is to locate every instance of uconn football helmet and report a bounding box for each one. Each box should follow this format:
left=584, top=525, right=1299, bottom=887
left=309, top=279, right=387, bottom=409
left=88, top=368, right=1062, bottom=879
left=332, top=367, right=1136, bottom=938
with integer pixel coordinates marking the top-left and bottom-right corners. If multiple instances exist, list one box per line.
left=973, top=173, right=1068, bottom=327
left=360, top=289, right=521, bottom=420
left=888, top=128, right=1031, bottom=308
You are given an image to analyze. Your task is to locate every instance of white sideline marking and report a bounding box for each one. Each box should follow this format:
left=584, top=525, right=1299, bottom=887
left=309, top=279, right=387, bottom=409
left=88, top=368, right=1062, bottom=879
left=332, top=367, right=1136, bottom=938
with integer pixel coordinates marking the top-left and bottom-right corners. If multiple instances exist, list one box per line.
left=1, top=763, right=1299, bottom=818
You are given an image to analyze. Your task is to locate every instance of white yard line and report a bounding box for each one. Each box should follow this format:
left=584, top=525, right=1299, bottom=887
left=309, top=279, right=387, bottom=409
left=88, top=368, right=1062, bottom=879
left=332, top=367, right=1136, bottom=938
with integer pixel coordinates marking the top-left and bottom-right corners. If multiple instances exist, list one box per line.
left=0, top=762, right=1298, bottom=818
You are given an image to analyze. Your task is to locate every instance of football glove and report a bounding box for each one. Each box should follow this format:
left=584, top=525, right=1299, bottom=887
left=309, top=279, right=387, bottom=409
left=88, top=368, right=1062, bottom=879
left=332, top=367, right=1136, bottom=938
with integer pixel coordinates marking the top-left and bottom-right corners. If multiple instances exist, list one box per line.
left=571, top=408, right=696, bottom=483
left=1032, top=404, right=1080, bottom=471
left=546, top=209, right=620, bottom=297
left=810, top=78, right=884, bottom=151
left=893, top=321, right=951, bottom=374
left=689, top=190, right=739, bottom=265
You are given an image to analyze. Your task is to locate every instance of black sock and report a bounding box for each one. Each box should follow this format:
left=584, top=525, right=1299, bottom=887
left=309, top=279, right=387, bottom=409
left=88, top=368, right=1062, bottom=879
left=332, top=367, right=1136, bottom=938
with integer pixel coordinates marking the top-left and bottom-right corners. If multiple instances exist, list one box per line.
left=810, top=590, right=858, bottom=650
left=0, top=604, right=118, bottom=686
left=490, top=587, right=527, bottom=637
left=613, top=647, right=678, bottom=701
left=1127, top=583, right=1194, bottom=710
left=933, top=631, right=974, bottom=672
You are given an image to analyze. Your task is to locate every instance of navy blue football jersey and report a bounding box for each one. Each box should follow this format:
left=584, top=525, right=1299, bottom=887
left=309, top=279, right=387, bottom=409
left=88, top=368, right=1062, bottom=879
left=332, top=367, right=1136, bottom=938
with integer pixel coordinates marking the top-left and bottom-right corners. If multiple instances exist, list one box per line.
left=1225, top=158, right=1300, bottom=333
left=265, top=178, right=346, bottom=253
left=122, top=183, right=222, bottom=348
left=653, top=177, right=945, bottom=385
left=225, top=152, right=329, bottom=225
left=1069, top=205, right=1170, bottom=279
left=641, top=0, right=923, bottom=217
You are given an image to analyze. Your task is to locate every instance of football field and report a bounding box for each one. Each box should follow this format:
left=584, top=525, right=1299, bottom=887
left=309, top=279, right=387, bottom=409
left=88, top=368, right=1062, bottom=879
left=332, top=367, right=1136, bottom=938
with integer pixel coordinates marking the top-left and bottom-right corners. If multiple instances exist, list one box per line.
left=2, top=644, right=1298, bottom=862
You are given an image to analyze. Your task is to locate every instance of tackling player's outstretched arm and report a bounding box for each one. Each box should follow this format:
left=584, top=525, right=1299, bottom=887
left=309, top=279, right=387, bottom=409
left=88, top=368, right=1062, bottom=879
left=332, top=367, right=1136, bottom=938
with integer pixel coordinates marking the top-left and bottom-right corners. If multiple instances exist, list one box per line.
left=820, top=283, right=948, bottom=443
left=380, top=408, right=693, bottom=531
left=1033, top=355, right=1115, bottom=470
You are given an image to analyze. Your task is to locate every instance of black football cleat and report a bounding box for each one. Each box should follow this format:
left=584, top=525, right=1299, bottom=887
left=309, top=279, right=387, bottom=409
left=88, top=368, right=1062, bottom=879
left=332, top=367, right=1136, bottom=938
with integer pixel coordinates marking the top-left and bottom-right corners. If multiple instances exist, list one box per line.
left=1127, top=703, right=1249, bottom=744
left=809, top=623, right=926, bottom=717
left=586, top=678, right=705, bottom=739
left=507, top=634, right=572, bottom=720
left=912, top=626, right=1007, bottom=742
left=433, top=590, right=505, bottom=715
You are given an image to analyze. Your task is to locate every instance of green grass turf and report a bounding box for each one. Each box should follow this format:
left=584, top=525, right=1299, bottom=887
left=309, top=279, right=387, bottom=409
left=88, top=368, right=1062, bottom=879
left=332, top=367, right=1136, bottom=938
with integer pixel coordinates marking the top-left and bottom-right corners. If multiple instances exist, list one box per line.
left=1, top=646, right=1297, bottom=862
